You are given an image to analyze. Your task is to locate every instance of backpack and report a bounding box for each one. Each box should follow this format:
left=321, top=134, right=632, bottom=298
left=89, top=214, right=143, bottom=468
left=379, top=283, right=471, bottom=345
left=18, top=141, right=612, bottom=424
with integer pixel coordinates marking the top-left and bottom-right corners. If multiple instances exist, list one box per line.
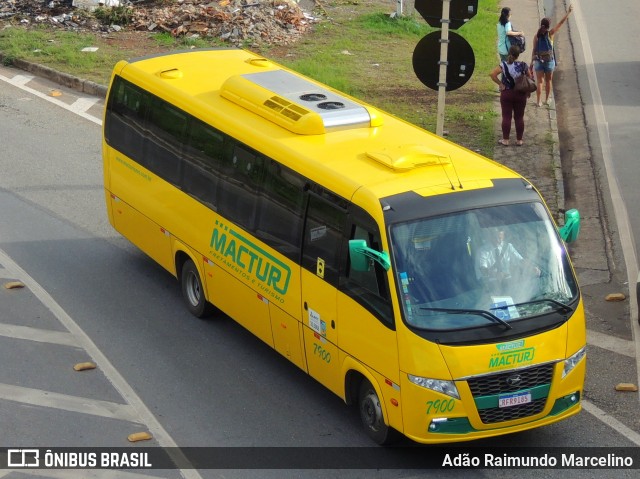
left=536, top=33, right=554, bottom=63
left=508, top=28, right=526, bottom=53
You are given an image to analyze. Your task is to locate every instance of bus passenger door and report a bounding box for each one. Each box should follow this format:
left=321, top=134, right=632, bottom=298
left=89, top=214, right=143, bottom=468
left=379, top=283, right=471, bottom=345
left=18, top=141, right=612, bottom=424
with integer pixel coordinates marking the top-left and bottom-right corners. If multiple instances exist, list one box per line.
left=300, top=193, right=345, bottom=396
left=338, top=217, right=402, bottom=431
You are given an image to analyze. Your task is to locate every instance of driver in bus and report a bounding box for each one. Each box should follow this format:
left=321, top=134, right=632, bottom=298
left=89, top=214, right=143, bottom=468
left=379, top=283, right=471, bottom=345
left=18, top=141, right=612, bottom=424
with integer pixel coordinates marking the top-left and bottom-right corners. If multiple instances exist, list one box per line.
left=478, top=229, right=541, bottom=281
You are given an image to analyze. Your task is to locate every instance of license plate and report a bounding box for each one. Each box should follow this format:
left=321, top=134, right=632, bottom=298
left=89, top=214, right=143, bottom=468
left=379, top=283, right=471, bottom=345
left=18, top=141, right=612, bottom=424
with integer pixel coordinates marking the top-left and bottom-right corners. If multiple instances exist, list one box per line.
left=498, top=391, right=532, bottom=408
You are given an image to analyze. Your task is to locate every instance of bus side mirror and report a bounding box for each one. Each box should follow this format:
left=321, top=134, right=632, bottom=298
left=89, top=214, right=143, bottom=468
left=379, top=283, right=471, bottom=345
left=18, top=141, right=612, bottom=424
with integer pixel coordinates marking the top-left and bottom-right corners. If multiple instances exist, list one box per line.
left=349, top=239, right=391, bottom=272
left=559, top=208, right=580, bottom=243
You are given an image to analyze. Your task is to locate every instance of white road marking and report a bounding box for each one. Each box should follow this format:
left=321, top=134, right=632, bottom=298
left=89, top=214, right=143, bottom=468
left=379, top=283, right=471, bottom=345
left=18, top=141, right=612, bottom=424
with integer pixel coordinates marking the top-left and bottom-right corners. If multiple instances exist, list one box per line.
left=0, top=248, right=203, bottom=479
left=582, top=400, right=640, bottom=446
left=0, top=73, right=102, bottom=125
left=587, top=329, right=636, bottom=358
left=70, top=96, right=100, bottom=113
left=0, top=383, right=140, bottom=423
left=0, top=323, right=77, bottom=347
left=10, top=74, right=35, bottom=86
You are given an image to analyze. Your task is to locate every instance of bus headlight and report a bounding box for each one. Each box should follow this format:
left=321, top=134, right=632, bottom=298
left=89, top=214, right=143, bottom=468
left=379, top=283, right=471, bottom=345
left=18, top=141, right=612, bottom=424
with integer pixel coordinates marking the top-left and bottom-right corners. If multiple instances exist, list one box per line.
left=408, top=374, right=460, bottom=399
left=563, top=346, right=586, bottom=378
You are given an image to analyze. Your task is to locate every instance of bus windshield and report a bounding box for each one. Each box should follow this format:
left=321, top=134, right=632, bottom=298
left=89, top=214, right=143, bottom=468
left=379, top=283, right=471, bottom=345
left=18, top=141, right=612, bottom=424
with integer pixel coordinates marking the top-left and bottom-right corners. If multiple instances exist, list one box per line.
left=390, top=202, right=579, bottom=331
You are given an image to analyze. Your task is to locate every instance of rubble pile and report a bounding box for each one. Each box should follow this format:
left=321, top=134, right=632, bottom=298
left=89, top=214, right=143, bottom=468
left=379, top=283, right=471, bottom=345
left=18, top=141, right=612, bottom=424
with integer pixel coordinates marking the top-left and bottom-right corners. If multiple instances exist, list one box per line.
left=0, top=0, right=317, bottom=46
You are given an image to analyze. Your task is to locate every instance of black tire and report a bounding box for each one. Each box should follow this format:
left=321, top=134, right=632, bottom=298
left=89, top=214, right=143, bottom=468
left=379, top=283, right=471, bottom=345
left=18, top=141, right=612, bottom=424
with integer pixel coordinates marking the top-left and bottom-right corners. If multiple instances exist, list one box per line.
left=357, top=379, right=400, bottom=445
left=180, top=259, right=214, bottom=318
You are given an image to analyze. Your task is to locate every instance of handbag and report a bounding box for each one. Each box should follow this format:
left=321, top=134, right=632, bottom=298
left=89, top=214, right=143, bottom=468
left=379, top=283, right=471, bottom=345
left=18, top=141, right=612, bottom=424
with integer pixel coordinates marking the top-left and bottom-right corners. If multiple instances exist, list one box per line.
left=503, top=62, right=536, bottom=94
left=515, top=73, right=537, bottom=94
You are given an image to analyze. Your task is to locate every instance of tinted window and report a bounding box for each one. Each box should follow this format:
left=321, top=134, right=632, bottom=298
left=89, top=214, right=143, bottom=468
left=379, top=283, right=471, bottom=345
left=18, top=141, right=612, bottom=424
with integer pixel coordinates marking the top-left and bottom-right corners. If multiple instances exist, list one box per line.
left=302, top=194, right=347, bottom=286
left=182, top=119, right=225, bottom=208
left=256, top=161, right=305, bottom=260
left=218, top=143, right=264, bottom=231
left=145, top=98, right=187, bottom=185
left=105, top=78, right=149, bottom=162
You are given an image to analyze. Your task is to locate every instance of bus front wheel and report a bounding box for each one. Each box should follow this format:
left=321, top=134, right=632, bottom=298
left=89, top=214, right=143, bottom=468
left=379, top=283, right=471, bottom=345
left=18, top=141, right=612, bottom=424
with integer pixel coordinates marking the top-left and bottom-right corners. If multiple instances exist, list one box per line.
left=181, top=259, right=213, bottom=318
left=358, top=379, right=400, bottom=445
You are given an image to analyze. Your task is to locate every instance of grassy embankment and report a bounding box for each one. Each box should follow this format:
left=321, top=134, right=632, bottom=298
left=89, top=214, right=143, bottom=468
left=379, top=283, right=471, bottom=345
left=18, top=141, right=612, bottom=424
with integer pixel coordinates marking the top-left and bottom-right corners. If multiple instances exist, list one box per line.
left=0, top=0, right=500, bottom=154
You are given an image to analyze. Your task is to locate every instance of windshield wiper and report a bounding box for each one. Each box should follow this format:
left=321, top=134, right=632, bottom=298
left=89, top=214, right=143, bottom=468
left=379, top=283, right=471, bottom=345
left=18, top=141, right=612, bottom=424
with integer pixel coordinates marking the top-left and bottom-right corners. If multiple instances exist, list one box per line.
left=504, top=298, right=573, bottom=315
left=420, top=307, right=512, bottom=330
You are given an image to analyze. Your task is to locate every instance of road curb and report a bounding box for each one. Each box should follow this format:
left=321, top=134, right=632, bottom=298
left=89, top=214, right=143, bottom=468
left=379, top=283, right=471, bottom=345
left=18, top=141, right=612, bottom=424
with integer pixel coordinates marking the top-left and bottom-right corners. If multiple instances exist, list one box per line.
left=536, top=0, right=565, bottom=218
left=1, top=53, right=108, bottom=98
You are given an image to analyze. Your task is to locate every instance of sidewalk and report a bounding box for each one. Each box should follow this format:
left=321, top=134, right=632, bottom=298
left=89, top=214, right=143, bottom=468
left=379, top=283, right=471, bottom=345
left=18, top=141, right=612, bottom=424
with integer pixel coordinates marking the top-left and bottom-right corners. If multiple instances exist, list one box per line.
left=492, top=0, right=564, bottom=222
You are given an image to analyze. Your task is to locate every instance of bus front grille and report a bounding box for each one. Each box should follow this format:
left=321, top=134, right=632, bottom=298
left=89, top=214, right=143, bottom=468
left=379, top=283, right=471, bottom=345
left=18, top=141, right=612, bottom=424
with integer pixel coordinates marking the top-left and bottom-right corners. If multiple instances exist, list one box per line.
left=466, top=363, right=554, bottom=424
left=467, top=363, right=554, bottom=396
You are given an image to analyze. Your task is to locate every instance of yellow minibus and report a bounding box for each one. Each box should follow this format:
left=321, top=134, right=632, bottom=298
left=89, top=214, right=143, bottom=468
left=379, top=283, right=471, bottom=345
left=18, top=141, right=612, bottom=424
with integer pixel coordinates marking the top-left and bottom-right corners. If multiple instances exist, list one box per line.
left=102, top=48, right=585, bottom=444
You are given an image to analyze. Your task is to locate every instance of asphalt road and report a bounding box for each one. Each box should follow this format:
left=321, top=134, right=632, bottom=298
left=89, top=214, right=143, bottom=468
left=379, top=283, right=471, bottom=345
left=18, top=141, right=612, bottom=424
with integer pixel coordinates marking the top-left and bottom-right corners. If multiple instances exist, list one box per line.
left=1, top=7, right=640, bottom=473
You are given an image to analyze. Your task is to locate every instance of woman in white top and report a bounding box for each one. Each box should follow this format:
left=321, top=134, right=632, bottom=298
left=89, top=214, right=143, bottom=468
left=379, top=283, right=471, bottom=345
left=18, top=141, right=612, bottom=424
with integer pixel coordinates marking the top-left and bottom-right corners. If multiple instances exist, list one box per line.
left=497, top=7, right=524, bottom=62
left=490, top=45, right=533, bottom=146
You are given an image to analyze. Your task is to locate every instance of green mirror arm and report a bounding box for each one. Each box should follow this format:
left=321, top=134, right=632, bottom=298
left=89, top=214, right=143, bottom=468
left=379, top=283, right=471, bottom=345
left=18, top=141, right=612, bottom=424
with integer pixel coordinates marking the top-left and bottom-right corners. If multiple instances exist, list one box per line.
left=349, top=239, right=391, bottom=271
left=559, top=208, right=581, bottom=243
left=357, top=246, right=391, bottom=271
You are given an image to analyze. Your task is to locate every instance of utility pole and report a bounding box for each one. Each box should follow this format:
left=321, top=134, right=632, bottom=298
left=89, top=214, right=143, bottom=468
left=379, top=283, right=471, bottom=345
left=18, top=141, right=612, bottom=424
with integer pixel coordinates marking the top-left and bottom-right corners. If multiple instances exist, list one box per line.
left=436, top=0, right=451, bottom=137
left=413, top=1, right=477, bottom=136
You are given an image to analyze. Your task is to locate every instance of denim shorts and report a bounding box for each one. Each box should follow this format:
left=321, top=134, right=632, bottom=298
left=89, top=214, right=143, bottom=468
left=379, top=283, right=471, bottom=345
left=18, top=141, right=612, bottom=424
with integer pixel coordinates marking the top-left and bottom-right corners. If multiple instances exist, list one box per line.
left=534, top=59, right=556, bottom=73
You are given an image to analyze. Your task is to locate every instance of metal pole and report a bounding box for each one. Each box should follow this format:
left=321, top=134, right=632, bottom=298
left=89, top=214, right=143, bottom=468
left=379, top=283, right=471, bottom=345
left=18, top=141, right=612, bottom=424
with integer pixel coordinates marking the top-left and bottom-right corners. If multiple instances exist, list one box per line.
left=396, top=0, right=403, bottom=17
left=436, top=0, right=451, bottom=137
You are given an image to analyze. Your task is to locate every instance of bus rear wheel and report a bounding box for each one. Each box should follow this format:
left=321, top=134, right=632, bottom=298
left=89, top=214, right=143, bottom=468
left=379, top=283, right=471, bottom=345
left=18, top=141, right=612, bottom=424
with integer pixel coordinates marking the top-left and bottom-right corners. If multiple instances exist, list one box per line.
left=358, top=379, right=400, bottom=445
left=181, top=259, right=213, bottom=318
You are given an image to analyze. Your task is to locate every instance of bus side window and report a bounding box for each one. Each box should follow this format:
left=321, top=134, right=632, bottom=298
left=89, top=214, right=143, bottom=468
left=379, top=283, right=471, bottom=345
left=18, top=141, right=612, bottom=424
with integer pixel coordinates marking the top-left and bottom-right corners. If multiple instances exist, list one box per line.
left=182, top=119, right=224, bottom=209
left=342, top=224, right=393, bottom=326
left=256, top=161, right=305, bottom=260
left=105, top=77, right=148, bottom=163
left=145, top=97, right=187, bottom=186
left=217, top=142, right=264, bottom=231
left=302, top=194, right=347, bottom=287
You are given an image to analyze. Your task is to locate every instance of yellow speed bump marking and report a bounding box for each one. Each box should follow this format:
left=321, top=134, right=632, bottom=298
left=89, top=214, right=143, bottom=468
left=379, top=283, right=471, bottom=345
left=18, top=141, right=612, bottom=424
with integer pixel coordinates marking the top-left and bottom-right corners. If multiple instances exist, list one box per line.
left=4, top=281, right=25, bottom=289
left=128, top=431, right=153, bottom=442
left=605, top=293, right=626, bottom=302
left=73, top=362, right=97, bottom=371
left=615, top=383, right=638, bottom=392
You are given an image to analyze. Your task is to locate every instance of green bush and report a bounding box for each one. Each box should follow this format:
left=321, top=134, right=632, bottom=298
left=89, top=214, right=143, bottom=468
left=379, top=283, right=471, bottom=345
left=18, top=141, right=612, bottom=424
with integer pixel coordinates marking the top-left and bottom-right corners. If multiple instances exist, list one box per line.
left=93, top=6, right=134, bottom=25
